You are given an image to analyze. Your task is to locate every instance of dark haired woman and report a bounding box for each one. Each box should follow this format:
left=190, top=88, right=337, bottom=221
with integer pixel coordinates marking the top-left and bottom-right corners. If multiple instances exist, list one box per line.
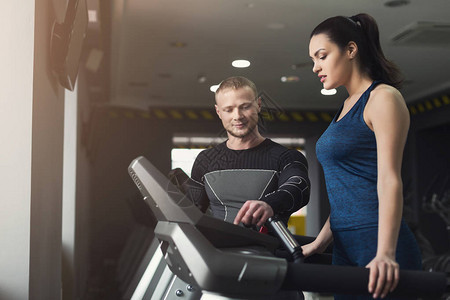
left=302, top=13, right=422, bottom=299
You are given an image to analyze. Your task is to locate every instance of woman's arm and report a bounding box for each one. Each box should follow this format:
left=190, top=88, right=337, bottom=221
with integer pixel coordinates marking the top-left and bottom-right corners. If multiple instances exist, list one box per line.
left=301, top=215, right=333, bottom=257
left=364, top=84, right=410, bottom=298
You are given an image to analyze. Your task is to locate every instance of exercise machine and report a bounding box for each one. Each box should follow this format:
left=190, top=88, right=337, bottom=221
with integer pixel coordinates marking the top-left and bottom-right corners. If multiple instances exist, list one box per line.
left=128, top=156, right=448, bottom=299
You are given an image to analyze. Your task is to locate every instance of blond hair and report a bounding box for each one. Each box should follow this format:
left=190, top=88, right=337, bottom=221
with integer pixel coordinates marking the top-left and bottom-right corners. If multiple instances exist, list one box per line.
left=215, top=76, right=258, bottom=99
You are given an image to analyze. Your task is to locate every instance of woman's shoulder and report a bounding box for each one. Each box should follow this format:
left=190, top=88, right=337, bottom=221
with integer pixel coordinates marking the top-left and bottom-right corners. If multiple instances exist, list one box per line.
left=371, top=83, right=404, bottom=103
left=365, top=83, right=409, bottom=127
left=367, top=83, right=407, bottom=113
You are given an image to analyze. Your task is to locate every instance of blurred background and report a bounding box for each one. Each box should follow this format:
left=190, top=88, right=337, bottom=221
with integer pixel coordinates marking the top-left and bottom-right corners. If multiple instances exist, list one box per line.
left=1, top=0, right=449, bottom=299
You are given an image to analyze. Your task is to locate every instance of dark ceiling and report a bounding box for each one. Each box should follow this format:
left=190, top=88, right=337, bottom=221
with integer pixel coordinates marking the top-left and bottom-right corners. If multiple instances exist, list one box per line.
left=84, top=0, right=450, bottom=112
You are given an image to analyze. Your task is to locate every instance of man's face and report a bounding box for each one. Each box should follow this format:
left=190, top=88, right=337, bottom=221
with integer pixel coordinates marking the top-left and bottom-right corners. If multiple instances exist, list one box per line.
left=215, top=87, right=260, bottom=139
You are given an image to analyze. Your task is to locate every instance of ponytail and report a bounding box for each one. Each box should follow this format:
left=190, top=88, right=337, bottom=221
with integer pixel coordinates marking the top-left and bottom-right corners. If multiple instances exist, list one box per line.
left=311, top=13, right=403, bottom=88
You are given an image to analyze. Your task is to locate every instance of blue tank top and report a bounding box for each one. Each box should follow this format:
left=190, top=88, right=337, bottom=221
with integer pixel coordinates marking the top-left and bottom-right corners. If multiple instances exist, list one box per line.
left=316, top=81, right=381, bottom=231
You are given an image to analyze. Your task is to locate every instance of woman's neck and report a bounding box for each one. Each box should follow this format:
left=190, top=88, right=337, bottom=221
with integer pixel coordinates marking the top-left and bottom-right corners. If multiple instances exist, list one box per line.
left=345, top=71, right=373, bottom=98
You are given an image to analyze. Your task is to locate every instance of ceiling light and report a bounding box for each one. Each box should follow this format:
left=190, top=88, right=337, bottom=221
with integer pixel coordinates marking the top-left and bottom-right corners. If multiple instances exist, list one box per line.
left=281, top=76, right=300, bottom=82
left=321, top=88, right=337, bottom=96
left=232, top=60, right=251, bottom=68
left=197, top=74, right=207, bottom=83
left=384, top=0, right=410, bottom=7
left=210, top=84, right=220, bottom=92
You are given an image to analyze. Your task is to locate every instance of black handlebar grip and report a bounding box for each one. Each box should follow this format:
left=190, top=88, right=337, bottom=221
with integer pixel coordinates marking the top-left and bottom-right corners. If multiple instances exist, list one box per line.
left=266, top=217, right=304, bottom=263
left=282, top=262, right=447, bottom=298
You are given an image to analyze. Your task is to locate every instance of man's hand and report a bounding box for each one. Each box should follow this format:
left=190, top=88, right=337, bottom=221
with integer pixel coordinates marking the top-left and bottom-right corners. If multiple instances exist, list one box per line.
left=233, top=200, right=274, bottom=227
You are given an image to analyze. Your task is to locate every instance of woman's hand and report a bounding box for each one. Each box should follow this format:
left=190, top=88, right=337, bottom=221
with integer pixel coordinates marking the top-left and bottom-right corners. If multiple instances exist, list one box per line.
left=366, top=254, right=399, bottom=298
left=301, top=239, right=330, bottom=257
left=301, top=242, right=318, bottom=258
left=302, top=216, right=333, bottom=258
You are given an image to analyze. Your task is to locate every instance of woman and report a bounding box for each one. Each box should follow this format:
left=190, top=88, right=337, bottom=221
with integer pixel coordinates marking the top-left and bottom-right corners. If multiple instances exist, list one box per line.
left=303, top=13, right=422, bottom=299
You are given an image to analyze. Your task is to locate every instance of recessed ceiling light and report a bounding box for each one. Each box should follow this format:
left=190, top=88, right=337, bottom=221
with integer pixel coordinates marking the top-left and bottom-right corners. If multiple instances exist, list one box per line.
left=384, top=0, right=409, bottom=7
left=321, top=88, right=337, bottom=96
left=210, top=84, right=220, bottom=92
left=197, top=75, right=207, bottom=83
left=281, top=76, right=300, bottom=82
left=232, top=60, right=251, bottom=68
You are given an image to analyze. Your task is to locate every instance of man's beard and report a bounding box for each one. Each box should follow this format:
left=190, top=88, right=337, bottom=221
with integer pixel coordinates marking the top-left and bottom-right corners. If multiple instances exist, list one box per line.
left=227, top=121, right=258, bottom=138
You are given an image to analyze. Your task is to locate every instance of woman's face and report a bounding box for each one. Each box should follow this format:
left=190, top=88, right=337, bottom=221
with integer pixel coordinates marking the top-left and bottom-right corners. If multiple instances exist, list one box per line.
left=309, top=33, right=352, bottom=90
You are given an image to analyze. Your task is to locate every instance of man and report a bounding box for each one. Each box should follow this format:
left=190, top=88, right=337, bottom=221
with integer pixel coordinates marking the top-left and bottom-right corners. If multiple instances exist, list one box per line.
left=189, top=76, right=310, bottom=228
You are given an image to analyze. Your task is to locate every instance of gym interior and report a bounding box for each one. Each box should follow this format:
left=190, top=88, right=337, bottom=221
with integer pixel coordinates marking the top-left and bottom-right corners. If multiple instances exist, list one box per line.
left=1, top=1, right=449, bottom=299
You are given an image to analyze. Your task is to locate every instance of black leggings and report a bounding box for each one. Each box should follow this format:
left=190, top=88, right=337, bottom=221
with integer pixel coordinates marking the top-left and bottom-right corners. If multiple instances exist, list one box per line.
left=332, top=222, right=422, bottom=300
